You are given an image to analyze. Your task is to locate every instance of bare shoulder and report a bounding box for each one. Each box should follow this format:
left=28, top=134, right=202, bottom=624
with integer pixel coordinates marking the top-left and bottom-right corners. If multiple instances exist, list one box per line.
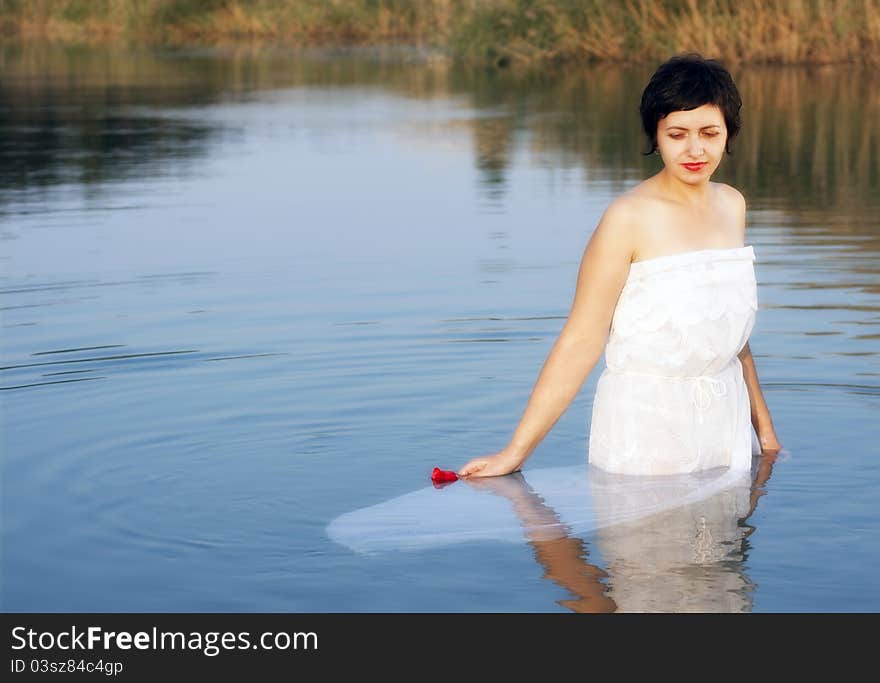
left=564, top=192, right=641, bottom=342
left=599, top=192, right=642, bottom=228
left=618, top=179, right=678, bottom=225
left=590, top=191, right=647, bottom=255
left=714, top=182, right=747, bottom=242
left=714, top=182, right=747, bottom=214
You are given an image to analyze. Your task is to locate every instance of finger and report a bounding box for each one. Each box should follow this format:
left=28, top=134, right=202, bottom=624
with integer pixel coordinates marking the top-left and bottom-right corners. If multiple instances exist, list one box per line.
left=468, top=464, right=497, bottom=479
left=458, top=461, right=486, bottom=477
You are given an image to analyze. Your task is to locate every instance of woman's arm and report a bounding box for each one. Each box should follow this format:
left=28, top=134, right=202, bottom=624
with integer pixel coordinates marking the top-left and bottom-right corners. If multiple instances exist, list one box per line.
left=726, top=184, right=782, bottom=455
left=458, top=199, right=636, bottom=478
left=738, top=342, right=782, bottom=454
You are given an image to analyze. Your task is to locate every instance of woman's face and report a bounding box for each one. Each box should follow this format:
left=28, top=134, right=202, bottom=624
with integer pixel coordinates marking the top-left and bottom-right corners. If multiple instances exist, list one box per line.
left=655, top=104, right=728, bottom=184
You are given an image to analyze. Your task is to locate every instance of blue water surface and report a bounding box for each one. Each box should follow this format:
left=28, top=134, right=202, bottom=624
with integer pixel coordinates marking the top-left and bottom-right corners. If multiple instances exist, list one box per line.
left=2, top=46, right=878, bottom=612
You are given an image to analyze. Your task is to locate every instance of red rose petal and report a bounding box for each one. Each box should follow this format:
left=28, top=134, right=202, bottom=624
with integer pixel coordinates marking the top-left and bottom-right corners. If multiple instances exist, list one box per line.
left=431, top=467, right=459, bottom=483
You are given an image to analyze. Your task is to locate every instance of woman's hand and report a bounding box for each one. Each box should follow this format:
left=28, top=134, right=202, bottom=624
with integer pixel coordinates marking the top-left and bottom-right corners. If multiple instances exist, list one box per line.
left=758, top=429, right=782, bottom=455
left=457, top=447, right=524, bottom=479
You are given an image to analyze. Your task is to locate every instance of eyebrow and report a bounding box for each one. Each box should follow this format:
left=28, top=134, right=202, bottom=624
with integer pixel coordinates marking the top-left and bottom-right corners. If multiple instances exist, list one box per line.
left=665, top=124, right=722, bottom=131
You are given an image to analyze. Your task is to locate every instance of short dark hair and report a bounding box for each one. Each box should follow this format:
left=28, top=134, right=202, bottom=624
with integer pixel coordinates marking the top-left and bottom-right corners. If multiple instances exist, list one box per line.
left=639, top=53, right=742, bottom=156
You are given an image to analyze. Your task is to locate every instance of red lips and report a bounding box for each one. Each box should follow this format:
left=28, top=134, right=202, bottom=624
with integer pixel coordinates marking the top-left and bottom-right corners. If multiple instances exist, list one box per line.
left=431, top=467, right=459, bottom=484
left=682, top=162, right=707, bottom=171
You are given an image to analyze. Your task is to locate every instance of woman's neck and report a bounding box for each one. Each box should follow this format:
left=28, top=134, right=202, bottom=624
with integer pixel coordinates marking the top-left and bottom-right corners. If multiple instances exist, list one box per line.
left=656, top=168, right=714, bottom=209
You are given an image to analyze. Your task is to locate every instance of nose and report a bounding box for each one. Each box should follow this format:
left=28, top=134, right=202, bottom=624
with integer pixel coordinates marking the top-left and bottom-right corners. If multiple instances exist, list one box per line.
left=687, top=134, right=704, bottom=158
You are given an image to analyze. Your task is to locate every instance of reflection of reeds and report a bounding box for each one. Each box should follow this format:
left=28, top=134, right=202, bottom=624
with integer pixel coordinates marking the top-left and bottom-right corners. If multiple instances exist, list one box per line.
left=726, top=66, right=880, bottom=232
left=2, top=0, right=879, bottom=65
left=2, top=43, right=878, bottom=251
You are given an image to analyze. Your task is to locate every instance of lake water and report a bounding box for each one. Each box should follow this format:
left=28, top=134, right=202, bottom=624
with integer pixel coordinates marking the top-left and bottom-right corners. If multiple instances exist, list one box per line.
left=1, top=45, right=878, bottom=612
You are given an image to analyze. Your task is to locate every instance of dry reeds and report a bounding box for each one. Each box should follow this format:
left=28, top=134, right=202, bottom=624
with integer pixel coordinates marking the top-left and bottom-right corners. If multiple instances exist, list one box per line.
left=0, top=0, right=878, bottom=65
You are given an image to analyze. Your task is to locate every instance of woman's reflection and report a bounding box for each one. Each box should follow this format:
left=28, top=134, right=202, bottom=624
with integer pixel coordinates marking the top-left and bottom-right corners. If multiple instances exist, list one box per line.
left=464, top=453, right=779, bottom=613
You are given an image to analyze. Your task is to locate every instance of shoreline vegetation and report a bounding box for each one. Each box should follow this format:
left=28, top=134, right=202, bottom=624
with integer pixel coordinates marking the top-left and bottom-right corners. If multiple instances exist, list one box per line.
left=1, top=0, right=879, bottom=67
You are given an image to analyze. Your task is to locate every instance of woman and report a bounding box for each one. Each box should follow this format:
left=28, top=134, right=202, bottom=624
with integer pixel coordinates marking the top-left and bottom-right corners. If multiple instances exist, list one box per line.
left=458, top=54, right=782, bottom=479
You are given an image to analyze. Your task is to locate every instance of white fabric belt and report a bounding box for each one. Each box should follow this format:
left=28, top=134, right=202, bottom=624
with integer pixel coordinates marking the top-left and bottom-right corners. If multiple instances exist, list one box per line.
left=604, top=363, right=735, bottom=425
left=690, top=375, right=728, bottom=424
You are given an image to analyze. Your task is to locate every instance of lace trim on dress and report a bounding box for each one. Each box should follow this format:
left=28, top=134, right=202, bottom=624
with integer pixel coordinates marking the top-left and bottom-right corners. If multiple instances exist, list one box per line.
left=612, top=260, right=758, bottom=339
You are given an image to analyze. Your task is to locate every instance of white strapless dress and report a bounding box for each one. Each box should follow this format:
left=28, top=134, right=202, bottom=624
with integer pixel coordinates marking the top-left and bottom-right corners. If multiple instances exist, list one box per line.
left=588, top=245, right=761, bottom=475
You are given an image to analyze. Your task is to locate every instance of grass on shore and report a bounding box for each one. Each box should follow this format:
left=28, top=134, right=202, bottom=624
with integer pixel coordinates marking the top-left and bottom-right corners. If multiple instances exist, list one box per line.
left=1, top=0, right=878, bottom=65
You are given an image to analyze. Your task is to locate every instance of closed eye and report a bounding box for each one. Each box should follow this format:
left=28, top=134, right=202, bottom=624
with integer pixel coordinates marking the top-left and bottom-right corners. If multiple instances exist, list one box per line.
left=669, top=131, right=720, bottom=139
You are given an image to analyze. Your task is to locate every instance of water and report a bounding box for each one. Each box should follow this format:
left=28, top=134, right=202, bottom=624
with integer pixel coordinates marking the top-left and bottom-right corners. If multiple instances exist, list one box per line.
left=1, top=45, right=878, bottom=612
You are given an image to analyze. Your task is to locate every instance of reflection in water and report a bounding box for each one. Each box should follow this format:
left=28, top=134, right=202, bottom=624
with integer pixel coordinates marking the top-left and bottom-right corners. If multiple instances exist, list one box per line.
left=589, top=471, right=756, bottom=613
left=463, top=472, right=617, bottom=614
left=473, top=116, right=513, bottom=209
left=0, top=62, right=217, bottom=211
left=2, top=46, right=877, bottom=244
left=6, top=44, right=877, bottom=322
left=328, top=455, right=778, bottom=612
left=466, top=455, right=777, bottom=613
left=3, top=49, right=876, bottom=367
